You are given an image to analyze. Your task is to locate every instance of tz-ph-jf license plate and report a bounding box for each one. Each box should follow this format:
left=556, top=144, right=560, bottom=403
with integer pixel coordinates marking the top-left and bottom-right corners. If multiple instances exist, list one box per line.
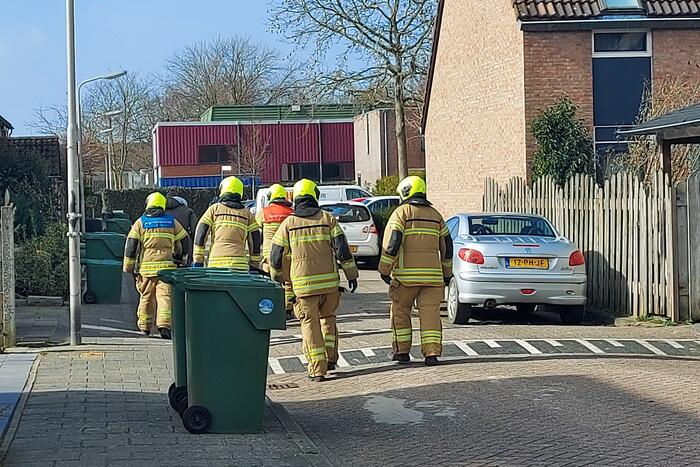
left=507, top=258, right=549, bottom=269
left=350, top=245, right=358, bottom=253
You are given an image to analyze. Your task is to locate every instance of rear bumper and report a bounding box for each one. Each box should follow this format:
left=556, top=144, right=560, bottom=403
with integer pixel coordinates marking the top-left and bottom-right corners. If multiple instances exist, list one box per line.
left=349, top=239, right=380, bottom=257
left=455, top=272, right=587, bottom=306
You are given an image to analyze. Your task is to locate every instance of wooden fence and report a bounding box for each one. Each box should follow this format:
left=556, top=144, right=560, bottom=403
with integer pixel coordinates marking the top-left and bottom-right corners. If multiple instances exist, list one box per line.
left=483, top=171, right=679, bottom=320
left=675, top=172, right=700, bottom=322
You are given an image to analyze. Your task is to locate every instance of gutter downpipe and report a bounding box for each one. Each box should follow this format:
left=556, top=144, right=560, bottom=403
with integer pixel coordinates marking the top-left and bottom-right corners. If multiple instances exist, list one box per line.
left=382, top=110, right=389, bottom=177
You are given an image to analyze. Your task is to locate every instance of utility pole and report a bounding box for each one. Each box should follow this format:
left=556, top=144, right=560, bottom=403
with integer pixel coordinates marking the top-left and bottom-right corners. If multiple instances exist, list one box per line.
left=66, top=0, right=82, bottom=346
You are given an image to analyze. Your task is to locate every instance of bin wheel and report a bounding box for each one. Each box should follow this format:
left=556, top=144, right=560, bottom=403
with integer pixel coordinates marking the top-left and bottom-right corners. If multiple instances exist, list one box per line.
left=168, top=382, right=176, bottom=398
left=182, top=406, right=212, bottom=434
left=173, top=387, right=188, bottom=415
left=83, top=290, right=97, bottom=304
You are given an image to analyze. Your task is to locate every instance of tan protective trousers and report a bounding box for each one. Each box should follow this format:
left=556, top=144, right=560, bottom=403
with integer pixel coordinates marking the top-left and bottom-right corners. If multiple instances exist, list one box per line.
left=135, top=275, right=172, bottom=332
left=293, top=291, right=341, bottom=377
left=389, top=282, right=443, bottom=357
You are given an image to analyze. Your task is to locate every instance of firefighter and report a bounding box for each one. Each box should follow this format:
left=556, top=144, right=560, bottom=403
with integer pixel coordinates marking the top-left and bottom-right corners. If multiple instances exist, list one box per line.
left=378, top=176, right=453, bottom=366
left=256, top=184, right=295, bottom=315
left=123, top=192, right=190, bottom=339
left=269, top=179, right=358, bottom=382
left=193, top=176, right=261, bottom=270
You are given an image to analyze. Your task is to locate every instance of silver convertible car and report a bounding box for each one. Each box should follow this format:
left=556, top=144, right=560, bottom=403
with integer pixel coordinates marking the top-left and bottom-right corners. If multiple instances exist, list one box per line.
left=445, top=213, right=587, bottom=325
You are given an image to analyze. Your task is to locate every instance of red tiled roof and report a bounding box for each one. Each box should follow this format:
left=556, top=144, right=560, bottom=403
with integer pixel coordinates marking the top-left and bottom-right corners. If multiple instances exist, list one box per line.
left=513, top=0, right=700, bottom=20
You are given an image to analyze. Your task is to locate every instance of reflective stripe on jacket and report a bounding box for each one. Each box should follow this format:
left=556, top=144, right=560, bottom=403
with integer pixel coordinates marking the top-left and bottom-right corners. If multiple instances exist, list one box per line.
left=378, top=200, right=453, bottom=286
left=123, top=214, right=188, bottom=277
left=193, top=203, right=261, bottom=269
left=269, top=210, right=358, bottom=298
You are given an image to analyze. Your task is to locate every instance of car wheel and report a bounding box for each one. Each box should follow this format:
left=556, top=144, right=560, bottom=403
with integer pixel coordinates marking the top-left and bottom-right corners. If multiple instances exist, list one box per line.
left=447, top=278, right=472, bottom=325
left=516, top=304, right=537, bottom=314
left=559, top=305, right=586, bottom=325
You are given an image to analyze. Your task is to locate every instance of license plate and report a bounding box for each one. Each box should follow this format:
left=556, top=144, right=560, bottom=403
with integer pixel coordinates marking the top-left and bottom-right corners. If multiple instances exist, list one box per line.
left=350, top=246, right=358, bottom=253
left=507, top=258, right=548, bottom=269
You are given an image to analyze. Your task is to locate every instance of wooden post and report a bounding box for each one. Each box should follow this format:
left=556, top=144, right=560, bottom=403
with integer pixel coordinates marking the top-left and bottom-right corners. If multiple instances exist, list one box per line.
left=675, top=181, right=690, bottom=321
left=665, top=177, right=680, bottom=322
left=1, top=204, right=15, bottom=348
left=661, top=139, right=672, bottom=176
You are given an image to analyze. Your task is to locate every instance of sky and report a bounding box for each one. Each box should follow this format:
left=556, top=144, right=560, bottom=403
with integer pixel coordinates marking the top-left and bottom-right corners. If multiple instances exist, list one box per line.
left=0, top=1, right=296, bottom=135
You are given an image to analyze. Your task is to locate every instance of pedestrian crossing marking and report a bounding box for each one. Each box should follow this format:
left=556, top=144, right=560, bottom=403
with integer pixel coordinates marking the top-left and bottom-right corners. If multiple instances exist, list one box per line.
left=484, top=340, right=501, bottom=348
left=634, top=339, right=666, bottom=356
left=574, top=339, right=605, bottom=354
left=514, top=339, right=541, bottom=355
left=605, top=339, right=625, bottom=347
left=453, top=342, right=478, bottom=356
left=266, top=339, right=699, bottom=375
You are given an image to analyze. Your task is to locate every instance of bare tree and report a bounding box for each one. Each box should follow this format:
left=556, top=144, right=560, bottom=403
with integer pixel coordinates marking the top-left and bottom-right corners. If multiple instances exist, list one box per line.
left=270, top=0, right=437, bottom=179
left=162, top=36, right=305, bottom=120
left=236, top=126, right=273, bottom=179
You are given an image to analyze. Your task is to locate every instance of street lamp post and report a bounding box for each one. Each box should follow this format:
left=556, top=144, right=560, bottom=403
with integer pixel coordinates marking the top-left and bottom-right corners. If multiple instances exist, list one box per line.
left=65, top=0, right=82, bottom=346
left=101, top=110, right=122, bottom=190
left=77, top=70, right=126, bottom=230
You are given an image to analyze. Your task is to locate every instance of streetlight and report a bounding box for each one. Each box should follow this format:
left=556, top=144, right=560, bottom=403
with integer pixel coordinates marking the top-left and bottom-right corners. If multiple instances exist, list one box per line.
left=77, top=70, right=127, bottom=230
left=100, top=109, right=121, bottom=190
left=65, top=0, right=81, bottom=346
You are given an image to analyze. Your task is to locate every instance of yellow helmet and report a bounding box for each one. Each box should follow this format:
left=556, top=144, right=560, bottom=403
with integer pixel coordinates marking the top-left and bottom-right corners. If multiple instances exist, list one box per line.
left=396, top=175, right=426, bottom=201
left=267, top=183, right=287, bottom=202
left=293, top=179, right=319, bottom=201
left=219, top=176, right=244, bottom=197
left=145, top=192, right=166, bottom=210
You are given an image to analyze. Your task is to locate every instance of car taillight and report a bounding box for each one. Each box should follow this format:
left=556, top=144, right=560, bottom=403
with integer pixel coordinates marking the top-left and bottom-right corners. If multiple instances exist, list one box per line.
left=369, top=224, right=378, bottom=234
left=458, top=248, right=484, bottom=265
left=569, top=250, right=585, bottom=267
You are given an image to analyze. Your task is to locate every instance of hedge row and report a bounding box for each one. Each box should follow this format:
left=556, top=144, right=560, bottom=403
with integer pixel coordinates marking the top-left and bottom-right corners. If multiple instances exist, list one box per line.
left=100, top=187, right=250, bottom=221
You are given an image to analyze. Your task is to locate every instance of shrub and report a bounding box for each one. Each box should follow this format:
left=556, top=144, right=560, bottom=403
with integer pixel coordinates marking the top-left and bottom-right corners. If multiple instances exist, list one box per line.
left=531, top=96, right=594, bottom=186
left=372, top=170, right=426, bottom=196
left=16, top=223, right=69, bottom=297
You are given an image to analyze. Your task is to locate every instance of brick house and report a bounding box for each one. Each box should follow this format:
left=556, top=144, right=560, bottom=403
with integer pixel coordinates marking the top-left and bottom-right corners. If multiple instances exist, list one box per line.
left=423, top=0, right=700, bottom=215
left=353, top=108, right=425, bottom=189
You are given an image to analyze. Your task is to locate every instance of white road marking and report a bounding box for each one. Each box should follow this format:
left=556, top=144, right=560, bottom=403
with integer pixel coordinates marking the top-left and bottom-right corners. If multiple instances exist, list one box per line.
left=99, top=318, right=123, bottom=324
left=268, top=358, right=285, bottom=375
left=82, top=324, right=142, bottom=335
left=543, top=339, right=564, bottom=347
left=298, top=354, right=308, bottom=365
left=336, top=354, right=351, bottom=367
left=634, top=340, right=667, bottom=356
left=574, top=339, right=605, bottom=354
left=360, top=348, right=376, bottom=358
left=454, top=341, right=478, bottom=356
left=605, top=339, right=625, bottom=347
left=662, top=339, right=685, bottom=349
left=484, top=340, right=501, bottom=348
left=514, top=340, right=542, bottom=355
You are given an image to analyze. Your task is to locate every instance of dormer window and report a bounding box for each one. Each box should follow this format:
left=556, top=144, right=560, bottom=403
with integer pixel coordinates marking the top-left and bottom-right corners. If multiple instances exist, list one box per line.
left=602, top=0, right=643, bottom=11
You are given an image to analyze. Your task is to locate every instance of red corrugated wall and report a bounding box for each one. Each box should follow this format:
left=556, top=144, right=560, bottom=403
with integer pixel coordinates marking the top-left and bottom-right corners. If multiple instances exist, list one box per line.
left=156, top=122, right=354, bottom=183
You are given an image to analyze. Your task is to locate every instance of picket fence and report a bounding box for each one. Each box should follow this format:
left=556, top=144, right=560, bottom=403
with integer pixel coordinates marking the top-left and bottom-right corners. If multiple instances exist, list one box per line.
left=483, top=171, right=678, bottom=320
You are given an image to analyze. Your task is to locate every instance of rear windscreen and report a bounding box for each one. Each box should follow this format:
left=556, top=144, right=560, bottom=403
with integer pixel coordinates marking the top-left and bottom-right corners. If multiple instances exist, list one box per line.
left=468, top=215, right=555, bottom=237
left=322, top=204, right=371, bottom=223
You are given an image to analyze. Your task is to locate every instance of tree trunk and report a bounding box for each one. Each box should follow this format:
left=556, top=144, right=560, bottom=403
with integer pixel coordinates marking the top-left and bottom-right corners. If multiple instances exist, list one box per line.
left=393, top=75, right=409, bottom=180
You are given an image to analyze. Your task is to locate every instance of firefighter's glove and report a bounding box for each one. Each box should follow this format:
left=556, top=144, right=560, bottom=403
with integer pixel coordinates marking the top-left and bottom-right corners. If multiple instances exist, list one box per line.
left=349, top=279, right=358, bottom=293
left=444, top=277, right=451, bottom=286
left=192, top=262, right=204, bottom=268
left=380, top=274, right=392, bottom=285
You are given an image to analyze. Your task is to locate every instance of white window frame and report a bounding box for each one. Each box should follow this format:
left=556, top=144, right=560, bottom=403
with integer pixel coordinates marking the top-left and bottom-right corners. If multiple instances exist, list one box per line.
left=592, top=29, right=652, bottom=58
left=601, top=0, right=643, bottom=11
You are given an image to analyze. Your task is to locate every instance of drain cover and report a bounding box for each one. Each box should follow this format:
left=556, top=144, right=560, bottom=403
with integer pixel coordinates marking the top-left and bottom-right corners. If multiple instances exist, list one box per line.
left=267, top=383, right=300, bottom=390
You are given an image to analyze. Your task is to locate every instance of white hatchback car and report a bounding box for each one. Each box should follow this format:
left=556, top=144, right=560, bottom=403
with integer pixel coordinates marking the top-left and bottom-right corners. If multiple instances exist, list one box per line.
left=321, top=202, right=380, bottom=267
left=445, top=213, right=587, bottom=325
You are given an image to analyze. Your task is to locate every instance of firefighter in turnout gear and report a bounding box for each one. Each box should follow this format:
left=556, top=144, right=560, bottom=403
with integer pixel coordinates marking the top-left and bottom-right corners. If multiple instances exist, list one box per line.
left=269, top=179, right=359, bottom=382
left=193, top=176, right=262, bottom=270
left=257, top=184, right=295, bottom=314
left=378, top=176, right=453, bottom=366
left=123, top=192, right=190, bottom=339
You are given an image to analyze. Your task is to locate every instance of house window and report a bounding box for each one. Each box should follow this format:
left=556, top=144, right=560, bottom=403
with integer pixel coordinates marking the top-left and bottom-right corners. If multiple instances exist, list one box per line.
left=198, top=145, right=236, bottom=164
left=592, top=31, right=650, bottom=57
left=281, top=163, right=320, bottom=182
left=602, top=0, right=642, bottom=10
left=322, top=163, right=354, bottom=181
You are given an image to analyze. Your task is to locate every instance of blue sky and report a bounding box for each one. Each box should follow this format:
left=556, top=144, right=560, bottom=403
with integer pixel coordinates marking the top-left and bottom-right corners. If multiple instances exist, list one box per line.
left=0, top=1, right=295, bottom=135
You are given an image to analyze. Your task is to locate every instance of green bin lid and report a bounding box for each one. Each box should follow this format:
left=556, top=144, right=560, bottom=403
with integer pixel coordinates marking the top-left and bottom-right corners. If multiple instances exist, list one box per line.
left=83, top=232, right=126, bottom=257
left=83, top=259, right=124, bottom=266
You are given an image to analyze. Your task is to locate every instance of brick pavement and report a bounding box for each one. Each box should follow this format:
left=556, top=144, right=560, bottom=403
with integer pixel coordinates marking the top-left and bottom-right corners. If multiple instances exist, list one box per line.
left=0, top=354, right=36, bottom=440
left=269, top=358, right=700, bottom=466
left=0, top=343, right=314, bottom=467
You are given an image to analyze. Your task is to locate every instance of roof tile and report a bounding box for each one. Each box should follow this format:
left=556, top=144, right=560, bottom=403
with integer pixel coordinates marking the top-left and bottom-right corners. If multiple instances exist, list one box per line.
left=513, top=0, right=700, bottom=20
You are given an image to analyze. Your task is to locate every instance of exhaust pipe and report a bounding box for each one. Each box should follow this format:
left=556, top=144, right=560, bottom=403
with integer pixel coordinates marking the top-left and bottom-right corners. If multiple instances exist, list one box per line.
left=484, top=299, right=497, bottom=309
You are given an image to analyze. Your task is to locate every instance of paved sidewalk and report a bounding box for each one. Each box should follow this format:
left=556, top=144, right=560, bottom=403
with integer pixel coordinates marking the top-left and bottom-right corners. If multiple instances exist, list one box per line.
left=0, top=342, right=314, bottom=467
left=0, top=354, right=36, bottom=440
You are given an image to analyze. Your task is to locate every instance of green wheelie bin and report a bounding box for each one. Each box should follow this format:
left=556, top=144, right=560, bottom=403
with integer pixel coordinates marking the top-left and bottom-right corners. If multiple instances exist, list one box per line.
left=83, top=259, right=123, bottom=304
left=83, top=232, right=126, bottom=260
left=181, top=274, right=285, bottom=434
left=103, top=218, right=131, bottom=235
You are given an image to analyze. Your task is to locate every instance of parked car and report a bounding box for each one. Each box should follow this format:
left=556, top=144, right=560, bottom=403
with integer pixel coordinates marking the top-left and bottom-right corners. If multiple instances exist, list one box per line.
left=445, top=213, right=587, bottom=325
left=255, top=185, right=371, bottom=213
left=321, top=201, right=380, bottom=268
left=362, top=196, right=401, bottom=214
